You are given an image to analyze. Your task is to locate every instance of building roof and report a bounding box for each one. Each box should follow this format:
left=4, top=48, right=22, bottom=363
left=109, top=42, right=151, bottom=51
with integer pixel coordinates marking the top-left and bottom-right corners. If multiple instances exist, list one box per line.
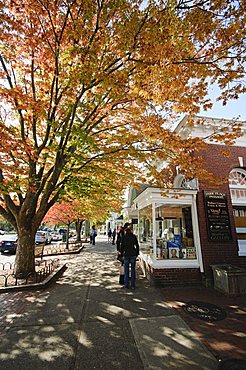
left=175, top=115, right=246, bottom=147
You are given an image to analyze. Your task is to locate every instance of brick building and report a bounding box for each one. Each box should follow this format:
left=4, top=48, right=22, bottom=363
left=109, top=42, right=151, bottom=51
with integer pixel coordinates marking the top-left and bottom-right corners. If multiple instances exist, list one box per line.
left=125, top=116, right=246, bottom=288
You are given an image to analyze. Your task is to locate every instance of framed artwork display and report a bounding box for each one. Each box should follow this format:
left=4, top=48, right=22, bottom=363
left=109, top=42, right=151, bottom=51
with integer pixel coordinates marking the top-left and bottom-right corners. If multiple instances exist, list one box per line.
left=169, top=247, right=180, bottom=259
left=187, top=247, right=196, bottom=259
left=180, top=248, right=187, bottom=259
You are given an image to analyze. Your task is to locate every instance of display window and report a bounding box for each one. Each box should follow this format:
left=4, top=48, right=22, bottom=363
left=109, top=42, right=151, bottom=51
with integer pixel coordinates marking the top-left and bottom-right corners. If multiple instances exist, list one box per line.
left=138, top=204, right=197, bottom=260
left=139, top=205, right=153, bottom=254
left=134, top=187, right=202, bottom=271
left=155, top=206, right=197, bottom=260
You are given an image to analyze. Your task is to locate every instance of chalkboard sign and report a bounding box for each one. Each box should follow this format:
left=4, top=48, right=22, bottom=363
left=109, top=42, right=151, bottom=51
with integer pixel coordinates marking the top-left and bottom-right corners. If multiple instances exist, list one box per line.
left=204, top=191, right=232, bottom=241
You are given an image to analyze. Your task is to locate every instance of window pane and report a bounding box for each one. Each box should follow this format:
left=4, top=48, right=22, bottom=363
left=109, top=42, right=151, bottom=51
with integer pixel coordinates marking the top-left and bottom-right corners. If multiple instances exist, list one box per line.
left=155, top=206, right=196, bottom=260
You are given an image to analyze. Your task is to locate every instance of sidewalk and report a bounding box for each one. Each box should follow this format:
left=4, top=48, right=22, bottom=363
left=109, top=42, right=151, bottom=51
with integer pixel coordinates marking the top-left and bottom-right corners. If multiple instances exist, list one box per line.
left=159, top=286, right=246, bottom=364
left=0, top=235, right=244, bottom=369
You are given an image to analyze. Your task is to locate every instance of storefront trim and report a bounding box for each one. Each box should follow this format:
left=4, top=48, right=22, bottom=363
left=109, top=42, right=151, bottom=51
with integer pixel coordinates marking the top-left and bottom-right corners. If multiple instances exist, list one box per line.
left=140, top=251, right=200, bottom=269
left=134, top=187, right=204, bottom=273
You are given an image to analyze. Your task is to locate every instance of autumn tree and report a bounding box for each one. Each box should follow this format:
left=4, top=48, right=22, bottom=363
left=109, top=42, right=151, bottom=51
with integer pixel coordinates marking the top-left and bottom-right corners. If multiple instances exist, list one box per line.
left=44, top=168, right=126, bottom=243
left=44, top=201, right=78, bottom=247
left=44, top=195, right=122, bottom=244
left=0, top=0, right=245, bottom=276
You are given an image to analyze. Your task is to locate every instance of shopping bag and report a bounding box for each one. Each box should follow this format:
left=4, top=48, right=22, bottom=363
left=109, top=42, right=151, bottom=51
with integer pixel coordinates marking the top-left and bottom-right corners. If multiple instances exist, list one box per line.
left=119, top=265, right=124, bottom=285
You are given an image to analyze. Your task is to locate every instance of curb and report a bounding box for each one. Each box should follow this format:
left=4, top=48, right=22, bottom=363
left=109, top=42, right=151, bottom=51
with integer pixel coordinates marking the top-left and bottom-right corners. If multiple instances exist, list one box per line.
left=43, top=245, right=84, bottom=257
left=0, top=264, right=67, bottom=294
left=0, top=244, right=86, bottom=294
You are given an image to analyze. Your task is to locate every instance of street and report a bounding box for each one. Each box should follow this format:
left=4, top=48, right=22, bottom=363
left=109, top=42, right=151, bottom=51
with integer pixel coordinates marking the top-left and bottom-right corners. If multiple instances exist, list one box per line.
left=0, top=234, right=61, bottom=265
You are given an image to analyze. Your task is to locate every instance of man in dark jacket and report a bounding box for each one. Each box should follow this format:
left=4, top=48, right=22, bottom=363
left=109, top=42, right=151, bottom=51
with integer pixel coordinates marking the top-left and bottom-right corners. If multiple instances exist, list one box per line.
left=116, top=222, right=131, bottom=253
left=121, top=225, right=139, bottom=289
left=116, top=223, right=131, bottom=285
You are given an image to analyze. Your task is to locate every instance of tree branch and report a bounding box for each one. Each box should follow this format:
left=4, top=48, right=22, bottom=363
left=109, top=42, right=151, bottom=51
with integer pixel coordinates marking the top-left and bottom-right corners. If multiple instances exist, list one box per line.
left=0, top=54, right=26, bottom=140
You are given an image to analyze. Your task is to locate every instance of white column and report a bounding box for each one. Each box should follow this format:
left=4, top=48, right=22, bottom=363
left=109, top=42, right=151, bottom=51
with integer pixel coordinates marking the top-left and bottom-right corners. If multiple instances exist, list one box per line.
left=137, top=208, right=140, bottom=243
left=191, top=194, right=204, bottom=272
left=152, top=202, right=157, bottom=261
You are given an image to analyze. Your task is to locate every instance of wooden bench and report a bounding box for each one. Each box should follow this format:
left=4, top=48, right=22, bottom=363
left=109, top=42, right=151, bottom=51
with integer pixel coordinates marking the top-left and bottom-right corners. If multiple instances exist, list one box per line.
left=34, top=243, right=45, bottom=263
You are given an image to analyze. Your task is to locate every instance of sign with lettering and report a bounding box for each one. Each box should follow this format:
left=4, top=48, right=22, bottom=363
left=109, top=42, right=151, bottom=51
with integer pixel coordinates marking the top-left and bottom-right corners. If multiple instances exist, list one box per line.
left=204, top=191, right=232, bottom=241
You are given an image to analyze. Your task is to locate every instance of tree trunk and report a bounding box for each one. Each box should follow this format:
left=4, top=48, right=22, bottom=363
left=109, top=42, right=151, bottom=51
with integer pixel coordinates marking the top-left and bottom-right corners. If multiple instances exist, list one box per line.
left=75, top=219, right=83, bottom=242
left=66, top=223, right=70, bottom=249
left=14, top=229, right=36, bottom=277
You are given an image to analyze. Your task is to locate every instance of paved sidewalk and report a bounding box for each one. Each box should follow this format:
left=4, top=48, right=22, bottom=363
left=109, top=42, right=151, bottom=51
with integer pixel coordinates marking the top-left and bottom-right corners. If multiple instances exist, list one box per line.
left=159, top=286, right=246, bottom=364
left=0, top=235, right=239, bottom=369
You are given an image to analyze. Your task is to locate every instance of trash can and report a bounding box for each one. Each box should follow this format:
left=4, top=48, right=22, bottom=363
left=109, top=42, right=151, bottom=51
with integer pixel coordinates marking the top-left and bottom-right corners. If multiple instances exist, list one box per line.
left=211, top=264, right=246, bottom=295
left=62, top=233, right=67, bottom=242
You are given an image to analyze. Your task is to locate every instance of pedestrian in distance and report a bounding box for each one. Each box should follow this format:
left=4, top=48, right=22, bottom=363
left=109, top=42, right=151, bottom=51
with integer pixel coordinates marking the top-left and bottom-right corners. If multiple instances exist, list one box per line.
left=112, top=228, right=116, bottom=245
left=120, top=224, right=139, bottom=290
left=107, top=228, right=112, bottom=243
left=116, top=226, right=123, bottom=252
left=90, top=225, right=97, bottom=246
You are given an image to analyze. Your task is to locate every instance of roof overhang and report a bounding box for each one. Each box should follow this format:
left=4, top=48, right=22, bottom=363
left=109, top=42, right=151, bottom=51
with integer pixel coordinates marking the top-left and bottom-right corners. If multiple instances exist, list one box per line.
left=134, top=187, right=198, bottom=210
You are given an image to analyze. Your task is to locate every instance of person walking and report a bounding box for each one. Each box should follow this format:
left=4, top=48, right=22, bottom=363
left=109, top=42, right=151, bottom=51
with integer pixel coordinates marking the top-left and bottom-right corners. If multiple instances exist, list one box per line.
left=116, top=223, right=130, bottom=285
left=107, top=228, right=112, bottom=243
left=116, top=223, right=130, bottom=256
left=112, top=228, right=116, bottom=245
left=120, top=224, right=139, bottom=290
left=91, top=225, right=97, bottom=246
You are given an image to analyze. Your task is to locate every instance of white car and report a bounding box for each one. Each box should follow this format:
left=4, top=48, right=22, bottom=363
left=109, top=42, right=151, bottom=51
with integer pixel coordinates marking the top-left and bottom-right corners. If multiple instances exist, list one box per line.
left=50, top=231, right=62, bottom=241
left=35, top=231, right=52, bottom=244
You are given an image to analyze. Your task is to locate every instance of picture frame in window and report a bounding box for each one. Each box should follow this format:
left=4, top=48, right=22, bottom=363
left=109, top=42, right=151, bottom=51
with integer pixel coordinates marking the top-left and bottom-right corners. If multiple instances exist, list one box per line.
left=169, top=247, right=180, bottom=259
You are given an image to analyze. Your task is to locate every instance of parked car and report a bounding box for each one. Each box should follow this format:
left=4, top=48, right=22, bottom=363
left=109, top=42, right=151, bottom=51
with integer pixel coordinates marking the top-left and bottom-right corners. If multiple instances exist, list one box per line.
left=0, top=234, right=18, bottom=254
left=50, top=231, right=62, bottom=241
left=35, top=231, right=52, bottom=244
left=59, top=228, right=67, bottom=235
left=43, top=227, right=53, bottom=233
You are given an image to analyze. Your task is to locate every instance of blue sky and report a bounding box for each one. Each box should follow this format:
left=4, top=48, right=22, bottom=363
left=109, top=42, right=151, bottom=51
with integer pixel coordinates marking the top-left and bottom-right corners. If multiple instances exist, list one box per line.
left=199, top=86, right=246, bottom=121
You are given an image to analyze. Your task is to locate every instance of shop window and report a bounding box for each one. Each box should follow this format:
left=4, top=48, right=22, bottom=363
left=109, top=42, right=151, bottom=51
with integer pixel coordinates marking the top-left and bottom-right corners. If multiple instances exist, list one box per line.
left=229, top=169, right=246, bottom=186
left=139, top=205, right=153, bottom=254
left=229, top=169, right=246, bottom=202
left=155, top=206, right=197, bottom=260
left=173, top=174, right=199, bottom=190
left=229, top=168, right=246, bottom=256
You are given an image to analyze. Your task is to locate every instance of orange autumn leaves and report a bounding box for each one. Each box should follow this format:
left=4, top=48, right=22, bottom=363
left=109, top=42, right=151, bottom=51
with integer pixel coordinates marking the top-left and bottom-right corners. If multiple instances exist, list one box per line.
left=0, top=0, right=245, bottom=218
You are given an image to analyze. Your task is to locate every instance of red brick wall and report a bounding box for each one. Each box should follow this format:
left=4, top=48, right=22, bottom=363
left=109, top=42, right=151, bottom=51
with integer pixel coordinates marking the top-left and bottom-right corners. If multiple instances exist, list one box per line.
left=140, top=259, right=202, bottom=286
left=196, top=144, right=246, bottom=278
left=151, top=268, right=202, bottom=287
left=139, top=143, right=246, bottom=287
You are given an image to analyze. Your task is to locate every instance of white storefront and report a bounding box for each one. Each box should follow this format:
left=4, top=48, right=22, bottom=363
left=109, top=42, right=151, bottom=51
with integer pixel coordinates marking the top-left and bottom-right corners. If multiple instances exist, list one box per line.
left=132, top=187, right=204, bottom=273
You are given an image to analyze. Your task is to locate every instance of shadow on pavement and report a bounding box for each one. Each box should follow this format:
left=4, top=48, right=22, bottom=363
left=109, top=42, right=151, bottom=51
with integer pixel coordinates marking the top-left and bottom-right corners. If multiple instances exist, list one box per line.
left=0, top=236, right=220, bottom=370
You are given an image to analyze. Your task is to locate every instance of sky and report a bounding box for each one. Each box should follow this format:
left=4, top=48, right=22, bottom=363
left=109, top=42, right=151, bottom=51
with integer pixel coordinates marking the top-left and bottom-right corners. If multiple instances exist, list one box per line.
left=199, top=86, right=246, bottom=122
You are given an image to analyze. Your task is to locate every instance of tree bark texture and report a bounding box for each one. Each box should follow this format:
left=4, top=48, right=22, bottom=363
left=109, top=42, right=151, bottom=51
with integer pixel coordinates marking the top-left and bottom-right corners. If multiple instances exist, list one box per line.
left=75, top=220, right=83, bottom=242
left=14, top=230, right=36, bottom=277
